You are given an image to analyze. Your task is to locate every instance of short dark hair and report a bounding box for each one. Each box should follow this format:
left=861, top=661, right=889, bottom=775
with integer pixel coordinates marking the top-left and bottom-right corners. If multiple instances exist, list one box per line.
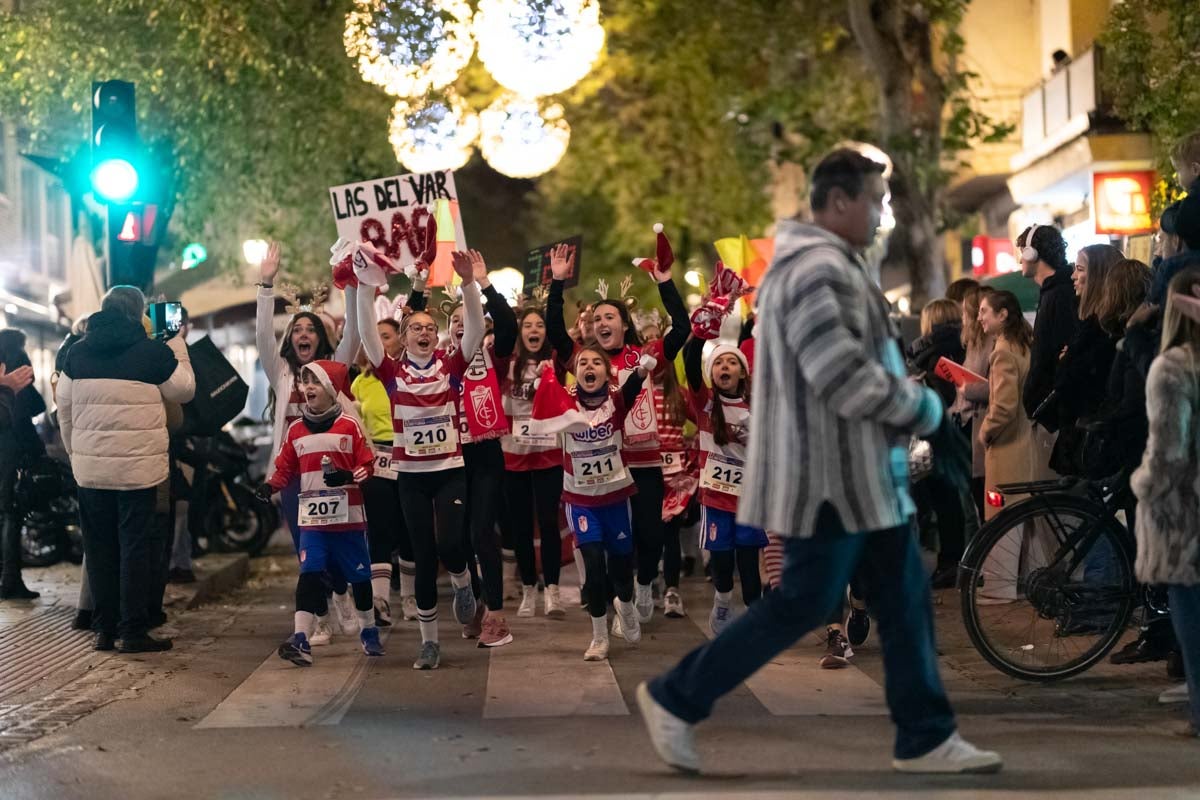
left=1016, top=225, right=1070, bottom=272
left=1177, top=193, right=1200, bottom=252
left=810, top=148, right=887, bottom=211
left=945, top=277, right=979, bottom=304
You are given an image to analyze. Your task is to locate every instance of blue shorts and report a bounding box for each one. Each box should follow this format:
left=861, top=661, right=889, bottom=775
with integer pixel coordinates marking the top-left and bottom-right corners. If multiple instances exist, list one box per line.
left=701, top=505, right=768, bottom=552
left=298, top=530, right=371, bottom=582
left=566, top=501, right=634, bottom=557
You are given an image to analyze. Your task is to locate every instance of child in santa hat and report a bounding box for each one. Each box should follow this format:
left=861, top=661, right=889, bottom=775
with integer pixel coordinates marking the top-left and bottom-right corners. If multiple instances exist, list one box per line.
left=257, top=360, right=383, bottom=666
left=528, top=345, right=657, bottom=661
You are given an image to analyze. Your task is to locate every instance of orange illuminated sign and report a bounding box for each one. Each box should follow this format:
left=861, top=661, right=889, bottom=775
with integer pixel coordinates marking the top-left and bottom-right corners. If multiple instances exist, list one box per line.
left=1093, top=170, right=1155, bottom=235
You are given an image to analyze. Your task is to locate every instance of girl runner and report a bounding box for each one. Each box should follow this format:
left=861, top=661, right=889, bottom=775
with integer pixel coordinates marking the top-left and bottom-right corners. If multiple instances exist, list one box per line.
left=360, top=251, right=484, bottom=670
left=256, top=242, right=369, bottom=644
left=545, top=226, right=690, bottom=628
left=683, top=338, right=765, bottom=634
left=653, top=347, right=695, bottom=619
left=528, top=346, right=658, bottom=660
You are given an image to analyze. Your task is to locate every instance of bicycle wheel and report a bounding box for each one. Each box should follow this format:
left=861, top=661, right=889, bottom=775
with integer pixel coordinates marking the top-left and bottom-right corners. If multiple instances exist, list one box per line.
left=959, top=493, right=1136, bottom=682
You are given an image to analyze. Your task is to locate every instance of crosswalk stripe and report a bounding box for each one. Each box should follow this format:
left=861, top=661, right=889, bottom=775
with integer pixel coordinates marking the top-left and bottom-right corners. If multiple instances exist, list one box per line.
left=195, top=631, right=386, bottom=729
left=484, top=585, right=628, bottom=719
left=688, top=606, right=887, bottom=716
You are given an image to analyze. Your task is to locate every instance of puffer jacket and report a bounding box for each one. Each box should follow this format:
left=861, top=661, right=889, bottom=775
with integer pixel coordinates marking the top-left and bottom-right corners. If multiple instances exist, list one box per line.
left=57, top=310, right=196, bottom=490
left=1134, top=345, right=1200, bottom=586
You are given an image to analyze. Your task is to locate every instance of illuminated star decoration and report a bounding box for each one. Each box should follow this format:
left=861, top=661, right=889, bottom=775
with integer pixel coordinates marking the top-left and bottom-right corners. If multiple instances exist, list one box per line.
left=473, top=0, right=605, bottom=98
left=344, top=0, right=475, bottom=97
left=479, top=94, right=571, bottom=178
left=389, top=91, right=480, bottom=172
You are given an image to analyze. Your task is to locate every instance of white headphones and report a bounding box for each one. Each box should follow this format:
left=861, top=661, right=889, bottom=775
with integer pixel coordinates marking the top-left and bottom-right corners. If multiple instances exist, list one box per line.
left=1021, top=223, right=1040, bottom=263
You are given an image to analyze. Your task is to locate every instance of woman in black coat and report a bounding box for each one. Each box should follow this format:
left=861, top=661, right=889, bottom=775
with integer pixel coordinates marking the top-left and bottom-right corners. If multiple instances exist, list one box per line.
left=0, top=329, right=47, bottom=599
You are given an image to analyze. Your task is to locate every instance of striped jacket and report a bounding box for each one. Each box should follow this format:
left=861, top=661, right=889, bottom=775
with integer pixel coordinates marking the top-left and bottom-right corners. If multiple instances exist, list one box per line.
left=736, top=221, right=942, bottom=537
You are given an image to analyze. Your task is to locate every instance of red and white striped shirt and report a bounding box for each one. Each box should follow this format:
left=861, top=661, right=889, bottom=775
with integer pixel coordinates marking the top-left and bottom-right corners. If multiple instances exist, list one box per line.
left=268, top=414, right=374, bottom=532
left=690, top=385, right=751, bottom=514
left=375, top=350, right=469, bottom=473
left=654, top=383, right=690, bottom=477
left=561, top=387, right=636, bottom=507
left=502, top=358, right=563, bottom=471
left=568, top=339, right=667, bottom=469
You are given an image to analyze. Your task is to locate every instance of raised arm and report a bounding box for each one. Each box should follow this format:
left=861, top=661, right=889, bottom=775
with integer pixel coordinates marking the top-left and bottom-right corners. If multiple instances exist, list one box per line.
left=449, top=252, right=486, bottom=362
left=682, top=336, right=704, bottom=392
left=333, top=284, right=361, bottom=365
left=359, top=282, right=385, bottom=368
left=545, top=244, right=577, bottom=361
left=656, top=276, right=690, bottom=362
left=470, top=250, right=517, bottom=357
left=255, top=242, right=285, bottom=382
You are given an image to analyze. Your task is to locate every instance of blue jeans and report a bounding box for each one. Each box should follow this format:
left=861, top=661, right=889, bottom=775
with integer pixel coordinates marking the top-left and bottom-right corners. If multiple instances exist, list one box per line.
left=648, top=504, right=956, bottom=760
left=1168, top=585, right=1200, bottom=729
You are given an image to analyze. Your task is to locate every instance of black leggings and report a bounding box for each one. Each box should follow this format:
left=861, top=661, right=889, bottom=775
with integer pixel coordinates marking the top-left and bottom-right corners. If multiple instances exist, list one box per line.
left=462, top=440, right=505, bottom=611
left=662, top=514, right=683, bottom=588
left=503, top=466, right=564, bottom=587
left=297, top=571, right=372, bottom=615
left=710, top=546, right=762, bottom=606
left=397, top=468, right=469, bottom=611
left=580, top=542, right=634, bottom=619
left=360, top=469, right=414, bottom=565
left=629, top=467, right=665, bottom=586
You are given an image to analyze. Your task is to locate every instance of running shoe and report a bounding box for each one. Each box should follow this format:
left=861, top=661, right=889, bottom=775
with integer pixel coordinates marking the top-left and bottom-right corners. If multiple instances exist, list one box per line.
left=708, top=601, right=731, bottom=636
left=584, top=636, right=609, bottom=661
left=611, top=610, right=625, bottom=639
left=333, top=591, right=359, bottom=634
left=517, top=585, right=537, bottom=618
left=374, top=598, right=393, bottom=628
left=544, top=584, right=565, bottom=618
left=635, top=583, right=654, bottom=623
left=636, top=682, right=699, bottom=774
left=892, top=732, right=1002, bottom=774
left=616, top=599, right=642, bottom=645
left=664, top=589, right=685, bottom=618
left=462, top=603, right=484, bottom=639
left=819, top=627, right=853, bottom=669
left=452, top=584, right=477, bottom=625
left=412, top=640, right=441, bottom=670
left=478, top=612, right=514, bottom=648
left=310, top=618, right=334, bottom=646
left=360, top=627, right=385, bottom=657
left=847, top=605, right=870, bottom=647
left=278, top=632, right=313, bottom=667
left=401, top=595, right=418, bottom=622
left=1159, top=683, right=1189, bottom=705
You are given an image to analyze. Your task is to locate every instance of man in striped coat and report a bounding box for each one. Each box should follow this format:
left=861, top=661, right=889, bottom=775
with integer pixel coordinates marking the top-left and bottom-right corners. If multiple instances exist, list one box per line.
left=637, top=148, right=1003, bottom=776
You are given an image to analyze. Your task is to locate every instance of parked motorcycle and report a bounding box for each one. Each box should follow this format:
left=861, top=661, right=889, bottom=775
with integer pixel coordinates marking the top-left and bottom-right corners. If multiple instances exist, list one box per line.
left=18, top=454, right=83, bottom=568
left=181, top=426, right=277, bottom=557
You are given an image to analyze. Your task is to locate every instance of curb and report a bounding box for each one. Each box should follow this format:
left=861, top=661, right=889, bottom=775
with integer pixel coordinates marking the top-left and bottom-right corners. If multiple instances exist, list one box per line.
left=183, top=553, right=251, bottom=610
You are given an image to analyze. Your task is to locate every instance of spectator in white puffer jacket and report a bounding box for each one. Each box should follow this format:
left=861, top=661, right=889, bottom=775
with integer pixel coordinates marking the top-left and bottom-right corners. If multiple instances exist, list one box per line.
left=57, top=286, right=195, bottom=654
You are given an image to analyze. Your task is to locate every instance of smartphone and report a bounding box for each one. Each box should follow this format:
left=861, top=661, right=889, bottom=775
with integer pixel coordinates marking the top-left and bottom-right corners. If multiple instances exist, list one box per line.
left=148, top=301, right=183, bottom=340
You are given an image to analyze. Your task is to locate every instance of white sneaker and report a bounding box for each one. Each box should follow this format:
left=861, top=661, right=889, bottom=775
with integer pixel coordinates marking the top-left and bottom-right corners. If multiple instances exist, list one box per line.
left=332, top=591, right=359, bottom=634
left=310, top=618, right=334, bottom=646
left=664, top=588, right=685, bottom=618
left=1159, top=683, right=1190, bottom=705
left=544, top=584, right=565, bottom=618
left=635, top=583, right=654, bottom=623
left=401, top=595, right=418, bottom=622
left=584, top=635, right=610, bottom=661
left=892, top=732, right=1003, bottom=774
left=709, top=601, right=732, bottom=636
left=616, top=599, right=642, bottom=645
left=635, top=682, right=699, bottom=773
left=517, top=585, right=537, bottom=618
left=611, top=610, right=625, bottom=639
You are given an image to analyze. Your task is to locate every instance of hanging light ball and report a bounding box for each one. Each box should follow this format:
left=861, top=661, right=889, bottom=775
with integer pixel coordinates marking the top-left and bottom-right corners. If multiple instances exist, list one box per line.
left=479, top=94, right=571, bottom=179
left=345, top=0, right=475, bottom=97
left=473, top=0, right=605, bottom=98
left=389, top=92, right=480, bottom=172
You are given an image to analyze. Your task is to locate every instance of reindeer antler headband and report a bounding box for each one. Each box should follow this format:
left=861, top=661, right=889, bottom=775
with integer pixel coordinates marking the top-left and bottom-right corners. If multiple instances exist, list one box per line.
left=276, top=282, right=330, bottom=316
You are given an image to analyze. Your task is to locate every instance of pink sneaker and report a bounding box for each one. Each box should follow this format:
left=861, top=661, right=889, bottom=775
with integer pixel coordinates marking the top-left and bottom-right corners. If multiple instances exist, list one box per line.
left=478, top=611, right=514, bottom=648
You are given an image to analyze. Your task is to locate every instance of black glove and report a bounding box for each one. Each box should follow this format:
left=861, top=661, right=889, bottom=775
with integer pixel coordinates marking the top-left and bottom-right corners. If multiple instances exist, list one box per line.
left=925, top=412, right=971, bottom=495
left=254, top=483, right=273, bottom=503
left=323, top=468, right=354, bottom=488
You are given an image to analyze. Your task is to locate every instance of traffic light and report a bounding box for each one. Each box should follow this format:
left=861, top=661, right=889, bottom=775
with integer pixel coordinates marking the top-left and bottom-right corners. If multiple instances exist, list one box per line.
left=181, top=242, right=208, bottom=270
left=90, top=80, right=140, bottom=203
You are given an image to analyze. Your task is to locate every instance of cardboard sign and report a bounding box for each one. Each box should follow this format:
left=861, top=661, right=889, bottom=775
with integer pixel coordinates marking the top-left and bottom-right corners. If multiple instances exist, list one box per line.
left=523, top=235, right=582, bottom=291
left=328, top=170, right=467, bottom=287
left=934, top=356, right=985, bottom=386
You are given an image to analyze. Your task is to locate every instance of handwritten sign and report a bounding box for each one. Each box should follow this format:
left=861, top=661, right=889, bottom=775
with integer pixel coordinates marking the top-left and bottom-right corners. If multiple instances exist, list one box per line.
left=523, top=235, right=582, bottom=291
left=328, top=170, right=467, bottom=287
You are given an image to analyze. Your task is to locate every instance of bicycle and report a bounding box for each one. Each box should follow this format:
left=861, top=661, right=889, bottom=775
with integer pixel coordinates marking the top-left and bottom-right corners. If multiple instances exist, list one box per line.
left=957, top=470, right=1141, bottom=682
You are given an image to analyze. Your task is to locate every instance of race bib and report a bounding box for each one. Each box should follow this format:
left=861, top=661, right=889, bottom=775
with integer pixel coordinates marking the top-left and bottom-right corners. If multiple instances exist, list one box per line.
left=571, top=444, right=626, bottom=488
left=512, top=420, right=558, bottom=448
left=299, top=489, right=349, bottom=527
left=403, top=414, right=458, bottom=457
left=373, top=453, right=398, bottom=481
left=660, top=451, right=685, bottom=476
left=700, top=454, right=745, bottom=496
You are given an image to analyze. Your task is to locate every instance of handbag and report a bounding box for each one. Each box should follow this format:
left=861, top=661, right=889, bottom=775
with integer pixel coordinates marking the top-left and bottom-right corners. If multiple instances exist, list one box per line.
left=180, top=336, right=250, bottom=436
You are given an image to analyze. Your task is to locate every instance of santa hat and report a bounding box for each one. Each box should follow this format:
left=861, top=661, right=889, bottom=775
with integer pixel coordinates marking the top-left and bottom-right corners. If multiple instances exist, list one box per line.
left=632, top=223, right=675, bottom=275
left=527, top=362, right=590, bottom=435
left=705, top=343, right=749, bottom=379
left=300, top=359, right=351, bottom=403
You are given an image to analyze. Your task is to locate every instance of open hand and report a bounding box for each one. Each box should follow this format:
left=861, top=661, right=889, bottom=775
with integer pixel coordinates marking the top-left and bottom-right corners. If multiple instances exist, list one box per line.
left=451, top=250, right=475, bottom=285
left=0, top=364, right=33, bottom=393
left=260, top=241, right=281, bottom=284
left=469, top=249, right=489, bottom=287
left=549, top=243, right=576, bottom=281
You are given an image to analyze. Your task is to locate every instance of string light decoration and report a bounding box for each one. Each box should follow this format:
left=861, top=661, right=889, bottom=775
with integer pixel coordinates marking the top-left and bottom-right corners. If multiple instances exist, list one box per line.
left=472, top=0, right=605, bottom=98
left=389, top=92, right=480, bottom=172
left=478, top=94, right=571, bottom=178
left=344, top=0, right=475, bottom=97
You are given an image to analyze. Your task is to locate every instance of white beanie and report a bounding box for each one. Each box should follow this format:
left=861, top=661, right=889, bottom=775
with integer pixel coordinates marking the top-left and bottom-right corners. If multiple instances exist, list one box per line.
left=705, top=343, right=749, bottom=379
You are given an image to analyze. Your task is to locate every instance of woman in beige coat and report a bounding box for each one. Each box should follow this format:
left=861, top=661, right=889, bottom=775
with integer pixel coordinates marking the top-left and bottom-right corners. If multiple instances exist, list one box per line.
left=977, top=290, right=1035, bottom=521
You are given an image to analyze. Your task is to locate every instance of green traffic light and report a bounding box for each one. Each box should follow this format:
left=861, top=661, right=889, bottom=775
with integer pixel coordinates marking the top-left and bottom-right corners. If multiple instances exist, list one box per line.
left=91, top=158, right=139, bottom=203
left=181, top=242, right=208, bottom=270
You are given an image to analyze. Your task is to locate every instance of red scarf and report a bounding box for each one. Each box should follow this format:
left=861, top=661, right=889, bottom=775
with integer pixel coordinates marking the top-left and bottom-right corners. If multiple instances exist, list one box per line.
left=459, top=346, right=509, bottom=443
